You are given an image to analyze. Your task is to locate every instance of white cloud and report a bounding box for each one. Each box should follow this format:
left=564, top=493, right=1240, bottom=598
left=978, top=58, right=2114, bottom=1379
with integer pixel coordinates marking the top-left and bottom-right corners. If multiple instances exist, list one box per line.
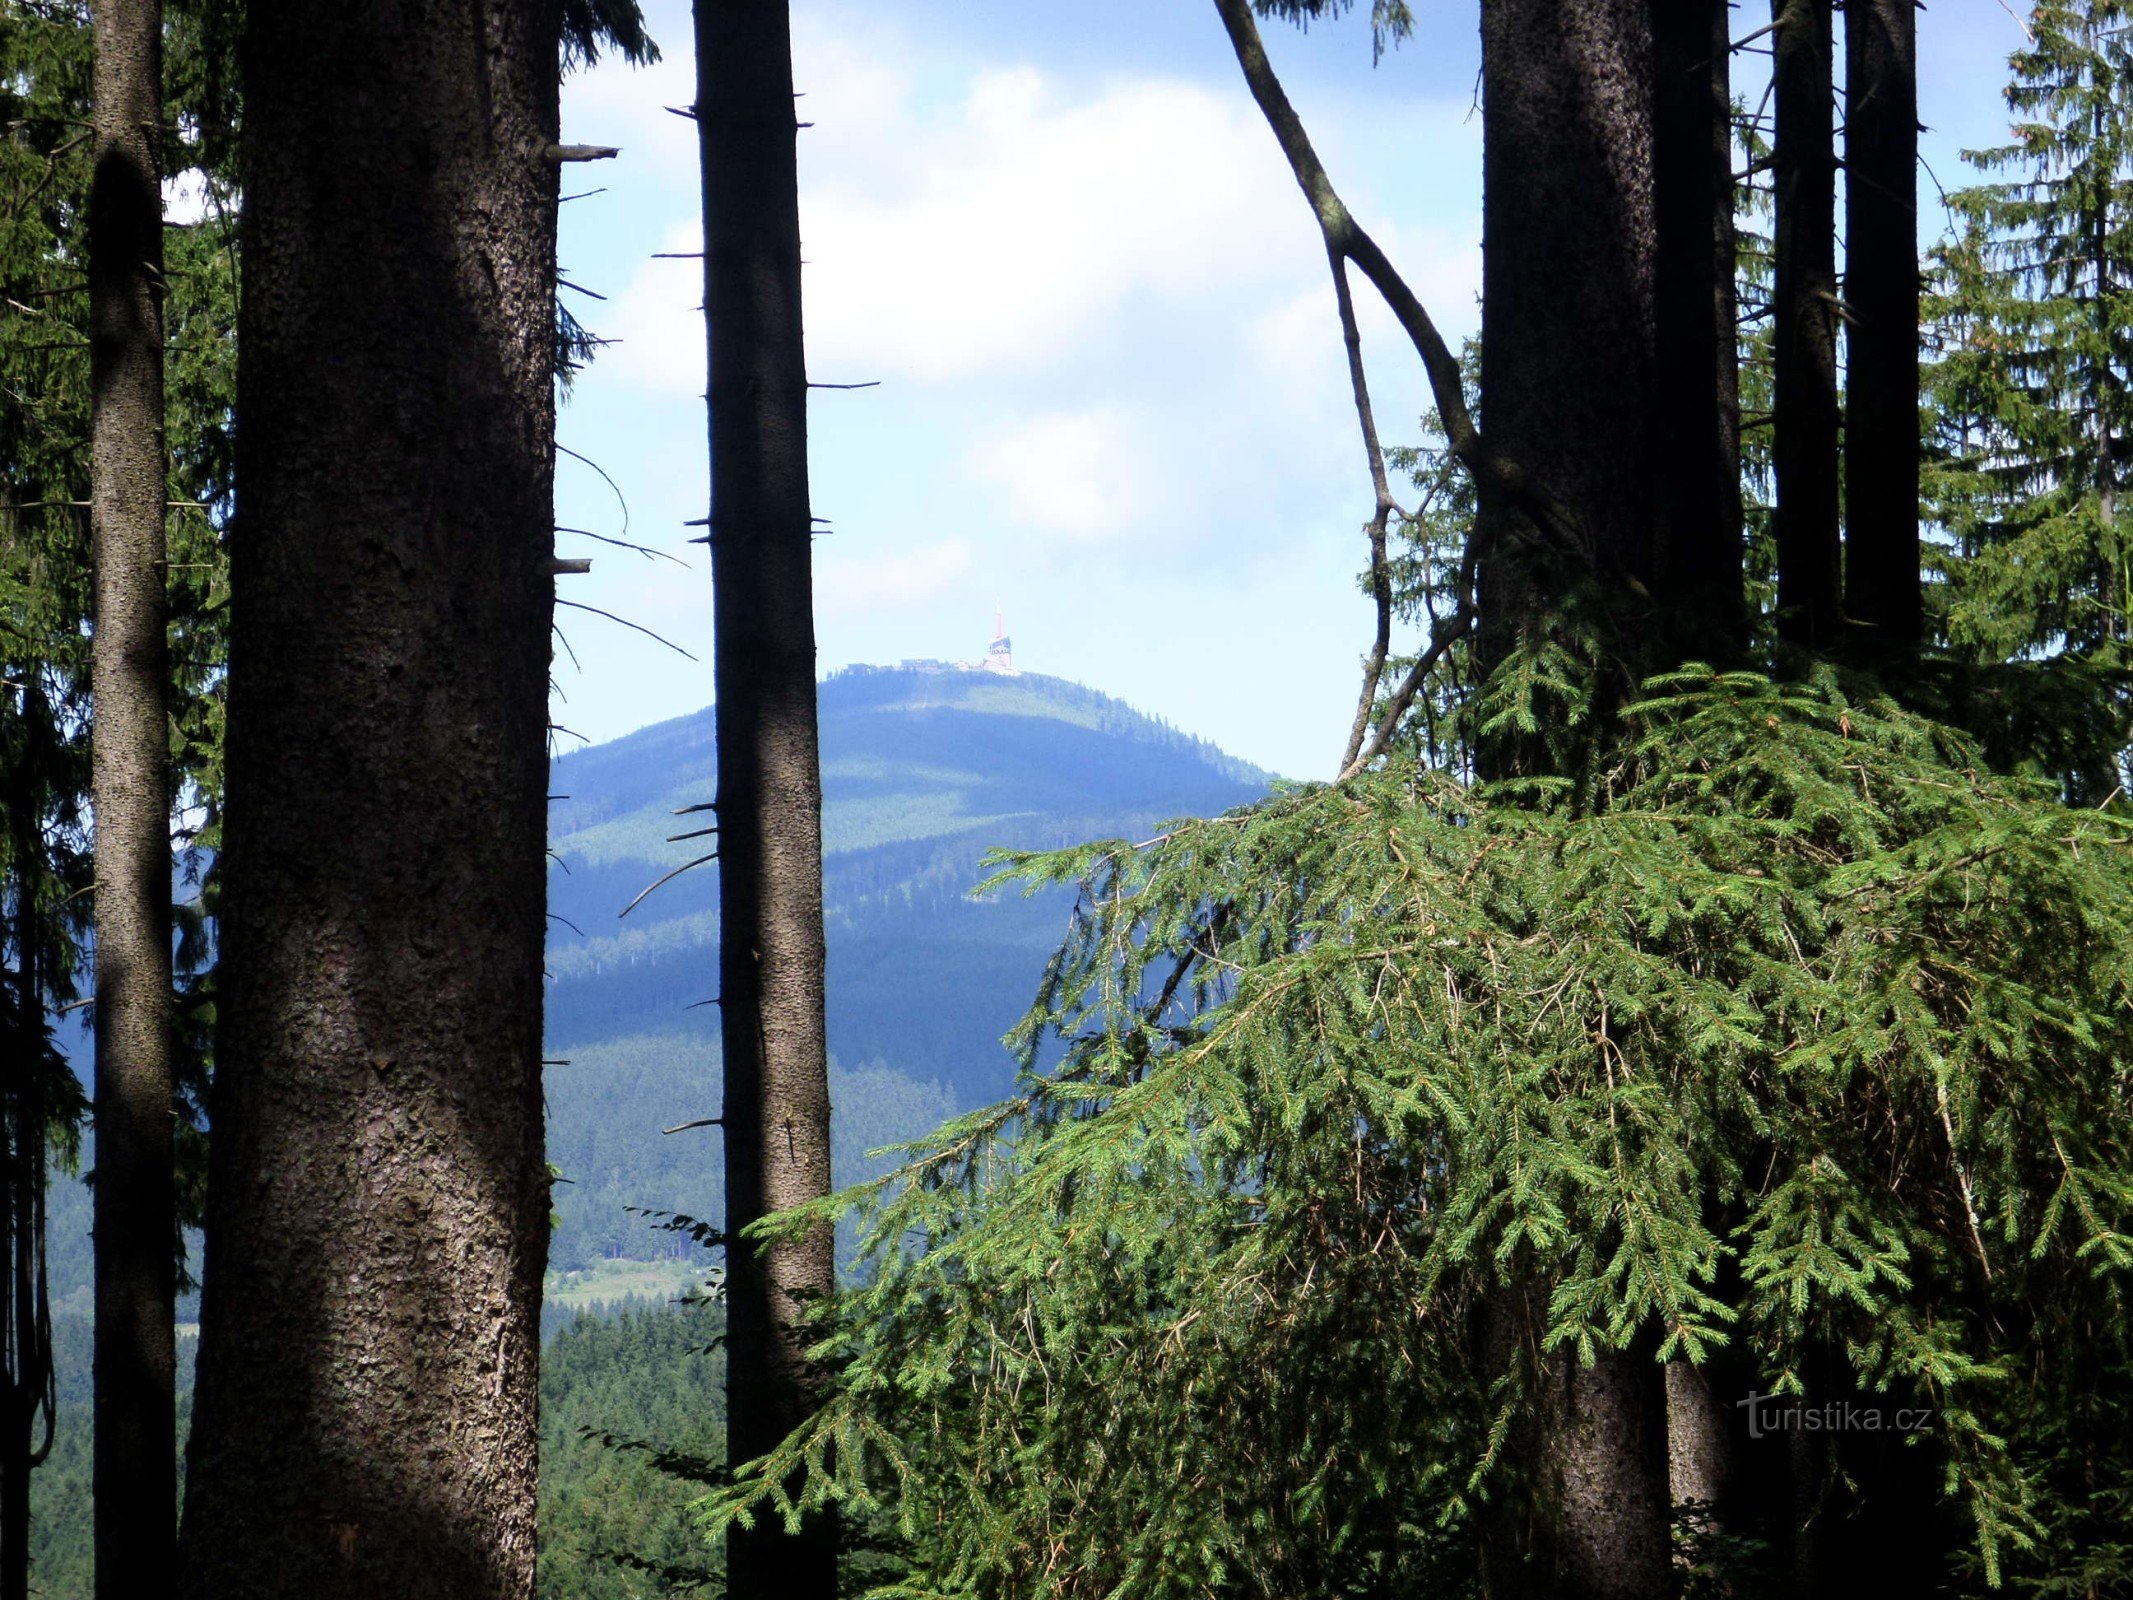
left=797, top=64, right=1310, bottom=386
left=967, top=409, right=1150, bottom=544
left=817, top=538, right=973, bottom=622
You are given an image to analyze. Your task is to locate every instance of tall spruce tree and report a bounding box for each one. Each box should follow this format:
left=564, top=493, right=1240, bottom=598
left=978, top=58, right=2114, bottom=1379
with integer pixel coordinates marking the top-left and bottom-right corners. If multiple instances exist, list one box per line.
left=1929, top=0, right=2133, bottom=778
left=1472, top=3, right=1674, bottom=1596
left=1, top=8, right=231, bottom=1593
left=176, top=0, right=564, bottom=1592
left=693, top=0, right=837, bottom=1593
left=1654, top=0, right=1745, bottom=661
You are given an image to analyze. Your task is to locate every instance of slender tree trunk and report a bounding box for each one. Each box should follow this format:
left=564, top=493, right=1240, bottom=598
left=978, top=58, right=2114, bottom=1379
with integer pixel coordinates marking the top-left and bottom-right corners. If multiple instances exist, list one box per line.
left=1842, top=0, right=1921, bottom=643
left=1771, top=0, right=1843, bottom=646
left=88, top=4, right=176, bottom=1593
left=1475, top=4, right=1672, bottom=1596
left=1652, top=0, right=1744, bottom=660
left=176, top=3, right=559, bottom=1595
left=1, top=751, right=53, bottom=1600
left=695, top=2, right=836, bottom=1594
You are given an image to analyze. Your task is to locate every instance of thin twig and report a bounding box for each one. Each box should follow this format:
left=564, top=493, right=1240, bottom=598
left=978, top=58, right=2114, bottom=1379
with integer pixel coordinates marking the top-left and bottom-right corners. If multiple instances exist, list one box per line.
left=556, top=525, right=690, bottom=567
left=555, top=598, right=698, bottom=660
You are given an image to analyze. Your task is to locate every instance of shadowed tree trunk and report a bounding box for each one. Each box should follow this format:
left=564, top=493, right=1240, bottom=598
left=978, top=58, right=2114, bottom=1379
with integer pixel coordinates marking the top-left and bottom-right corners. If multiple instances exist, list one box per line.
left=694, top=1, right=837, bottom=1596
left=1843, top=0, right=1922, bottom=643
left=1771, top=0, right=1843, bottom=645
left=176, top=2, right=559, bottom=1595
left=88, top=3, right=176, bottom=1593
left=1474, top=4, right=1673, bottom=1596
left=1652, top=0, right=1743, bottom=660
left=1, top=726, right=56, bottom=1600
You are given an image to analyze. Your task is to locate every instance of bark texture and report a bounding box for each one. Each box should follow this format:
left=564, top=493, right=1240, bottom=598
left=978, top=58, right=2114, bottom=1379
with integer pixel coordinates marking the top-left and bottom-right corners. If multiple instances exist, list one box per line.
left=695, top=1, right=837, bottom=1594
left=1474, top=9, right=1672, bottom=1596
left=1843, top=0, right=1922, bottom=643
left=1477, top=1286, right=1673, bottom=1600
left=88, top=4, right=176, bottom=1592
left=1477, top=0, right=1660, bottom=670
left=1771, top=0, right=1843, bottom=645
left=1663, top=1361, right=1732, bottom=1522
left=1652, top=0, right=1743, bottom=659
left=177, top=3, right=559, bottom=1596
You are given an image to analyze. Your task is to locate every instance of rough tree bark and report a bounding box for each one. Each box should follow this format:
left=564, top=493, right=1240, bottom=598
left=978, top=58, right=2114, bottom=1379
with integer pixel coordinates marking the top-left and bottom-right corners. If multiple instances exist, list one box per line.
left=1843, top=0, right=1922, bottom=643
left=1477, top=0, right=1661, bottom=659
left=1474, top=3, right=1674, bottom=1596
left=1771, top=0, right=1843, bottom=646
left=694, top=1, right=837, bottom=1595
left=176, top=2, right=559, bottom=1595
left=1652, top=0, right=1743, bottom=660
left=88, top=3, right=176, bottom=1592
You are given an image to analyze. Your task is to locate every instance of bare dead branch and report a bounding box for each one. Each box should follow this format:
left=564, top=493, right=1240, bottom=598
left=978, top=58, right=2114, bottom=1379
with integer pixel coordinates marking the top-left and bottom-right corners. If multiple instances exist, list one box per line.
left=1330, top=247, right=1399, bottom=773
left=619, top=851, right=719, bottom=918
left=1211, top=0, right=1589, bottom=569
left=662, top=1117, right=724, bottom=1135
left=555, top=598, right=698, bottom=660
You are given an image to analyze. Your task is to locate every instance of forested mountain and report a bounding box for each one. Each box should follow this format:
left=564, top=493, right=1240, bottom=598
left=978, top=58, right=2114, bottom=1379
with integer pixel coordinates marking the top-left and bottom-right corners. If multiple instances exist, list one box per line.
left=543, top=663, right=1270, bottom=1268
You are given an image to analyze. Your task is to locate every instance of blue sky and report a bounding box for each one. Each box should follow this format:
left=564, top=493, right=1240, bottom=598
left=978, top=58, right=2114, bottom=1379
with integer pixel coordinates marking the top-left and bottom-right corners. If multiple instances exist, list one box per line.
left=552, top=0, right=2032, bottom=780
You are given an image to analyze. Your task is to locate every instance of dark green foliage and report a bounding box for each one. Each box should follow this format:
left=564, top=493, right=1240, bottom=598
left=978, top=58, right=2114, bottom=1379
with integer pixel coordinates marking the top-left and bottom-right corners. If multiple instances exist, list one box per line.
left=561, top=0, right=660, bottom=70
left=1925, top=1, right=2133, bottom=780
left=1252, top=0, right=1413, bottom=59
left=26, top=1317, right=195, bottom=1600
left=539, top=1304, right=724, bottom=1599
left=698, top=673, right=2133, bottom=1598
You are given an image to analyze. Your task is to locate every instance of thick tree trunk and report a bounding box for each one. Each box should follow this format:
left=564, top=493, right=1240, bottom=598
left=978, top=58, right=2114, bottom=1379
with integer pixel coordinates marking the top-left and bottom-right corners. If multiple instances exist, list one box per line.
left=1771, top=0, right=1843, bottom=646
left=88, top=4, right=176, bottom=1593
left=1477, top=0, right=1660, bottom=670
left=1474, top=6, right=1672, bottom=1597
left=1652, top=0, right=1744, bottom=659
left=176, top=3, right=559, bottom=1596
left=1842, top=0, right=1921, bottom=643
left=1477, top=1286, right=1673, bottom=1600
left=695, top=2, right=837, bottom=1596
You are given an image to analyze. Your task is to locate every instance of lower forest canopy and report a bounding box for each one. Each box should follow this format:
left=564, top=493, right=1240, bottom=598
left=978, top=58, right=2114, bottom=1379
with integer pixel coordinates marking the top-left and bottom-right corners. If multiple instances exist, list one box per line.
left=3, top=1, right=2132, bottom=1599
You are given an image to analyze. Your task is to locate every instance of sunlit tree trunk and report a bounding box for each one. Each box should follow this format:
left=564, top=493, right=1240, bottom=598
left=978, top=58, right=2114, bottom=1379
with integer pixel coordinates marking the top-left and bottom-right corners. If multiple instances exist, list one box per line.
left=88, top=3, right=175, bottom=1592
left=177, top=2, right=559, bottom=1594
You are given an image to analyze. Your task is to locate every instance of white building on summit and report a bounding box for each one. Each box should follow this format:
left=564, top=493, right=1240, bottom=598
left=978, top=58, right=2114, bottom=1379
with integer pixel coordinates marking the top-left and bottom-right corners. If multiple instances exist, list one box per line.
left=957, top=609, right=1018, bottom=676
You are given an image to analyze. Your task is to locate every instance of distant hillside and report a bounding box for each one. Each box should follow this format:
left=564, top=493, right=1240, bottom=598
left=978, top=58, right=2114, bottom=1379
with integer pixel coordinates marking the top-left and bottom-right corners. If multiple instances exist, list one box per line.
left=542, top=665, right=1270, bottom=1268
